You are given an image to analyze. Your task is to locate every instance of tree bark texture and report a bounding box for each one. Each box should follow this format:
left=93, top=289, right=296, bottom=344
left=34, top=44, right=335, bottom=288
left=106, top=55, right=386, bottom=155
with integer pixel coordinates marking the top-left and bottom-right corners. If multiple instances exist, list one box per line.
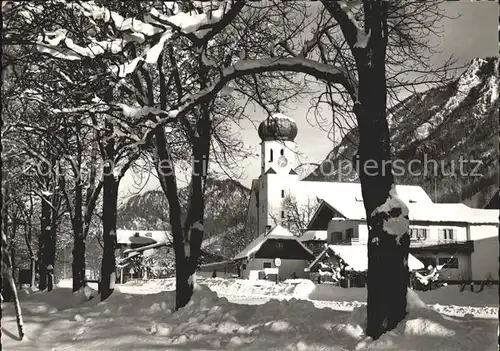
left=153, top=127, right=189, bottom=310
left=38, top=194, right=51, bottom=291
left=353, top=1, right=410, bottom=339
left=99, top=172, right=118, bottom=301
left=72, top=181, right=86, bottom=292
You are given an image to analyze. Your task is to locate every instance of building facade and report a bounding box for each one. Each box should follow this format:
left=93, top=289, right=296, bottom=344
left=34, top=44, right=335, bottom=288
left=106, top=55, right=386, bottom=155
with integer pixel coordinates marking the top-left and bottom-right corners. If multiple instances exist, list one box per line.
left=246, top=112, right=498, bottom=283
left=232, top=225, right=315, bottom=280
left=318, top=203, right=498, bottom=281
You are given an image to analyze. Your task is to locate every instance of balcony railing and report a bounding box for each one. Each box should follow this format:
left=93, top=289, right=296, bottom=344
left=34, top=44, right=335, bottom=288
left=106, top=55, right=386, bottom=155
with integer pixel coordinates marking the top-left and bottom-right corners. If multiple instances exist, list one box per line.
left=410, top=239, right=462, bottom=247
left=329, top=237, right=360, bottom=245
left=409, top=240, right=474, bottom=254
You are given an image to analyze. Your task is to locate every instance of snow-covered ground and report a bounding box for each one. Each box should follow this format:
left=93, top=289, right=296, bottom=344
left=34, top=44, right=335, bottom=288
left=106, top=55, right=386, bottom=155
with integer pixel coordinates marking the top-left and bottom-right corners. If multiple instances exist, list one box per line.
left=114, top=277, right=499, bottom=318
left=2, top=278, right=498, bottom=350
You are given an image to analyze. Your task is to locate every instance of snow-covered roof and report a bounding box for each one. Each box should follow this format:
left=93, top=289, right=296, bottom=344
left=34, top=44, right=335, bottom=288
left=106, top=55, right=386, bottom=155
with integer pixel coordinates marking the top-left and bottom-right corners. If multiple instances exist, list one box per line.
left=199, top=260, right=234, bottom=270
left=309, top=183, right=432, bottom=219
left=233, top=225, right=313, bottom=261
left=283, top=182, right=432, bottom=226
left=116, top=230, right=171, bottom=245
left=310, top=245, right=424, bottom=272
left=301, top=182, right=433, bottom=207
left=315, top=185, right=498, bottom=225
left=407, top=203, right=498, bottom=225
left=299, top=230, right=328, bottom=242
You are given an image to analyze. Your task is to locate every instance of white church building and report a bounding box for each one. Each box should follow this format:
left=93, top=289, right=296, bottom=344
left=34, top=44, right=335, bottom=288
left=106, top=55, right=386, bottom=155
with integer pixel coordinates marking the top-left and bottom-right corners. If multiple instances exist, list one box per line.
left=246, top=113, right=499, bottom=282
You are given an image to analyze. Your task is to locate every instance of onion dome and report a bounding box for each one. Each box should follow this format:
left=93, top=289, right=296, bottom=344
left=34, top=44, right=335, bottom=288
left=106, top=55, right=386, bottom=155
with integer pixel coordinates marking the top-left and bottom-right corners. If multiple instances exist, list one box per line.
left=258, top=113, right=298, bottom=142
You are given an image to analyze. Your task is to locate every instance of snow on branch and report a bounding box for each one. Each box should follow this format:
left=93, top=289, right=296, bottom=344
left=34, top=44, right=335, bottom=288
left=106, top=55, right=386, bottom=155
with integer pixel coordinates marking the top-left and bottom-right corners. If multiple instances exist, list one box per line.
left=159, top=57, right=357, bottom=122
left=52, top=103, right=111, bottom=114
left=67, top=1, right=162, bottom=36
left=113, top=2, right=239, bottom=77
left=321, top=0, right=370, bottom=49
left=149, top=7, right=224, bottom=35
left=37, top=1, right=243, bottom=78
left=338, top=1, right=370, bottom=49
left=371, top=184, right=409, bottom=245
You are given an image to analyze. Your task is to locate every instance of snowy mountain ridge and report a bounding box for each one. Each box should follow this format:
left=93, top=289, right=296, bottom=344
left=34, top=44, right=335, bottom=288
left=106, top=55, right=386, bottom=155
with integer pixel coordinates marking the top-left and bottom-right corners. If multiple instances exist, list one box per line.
left=305, top=57, right=499, bottom=208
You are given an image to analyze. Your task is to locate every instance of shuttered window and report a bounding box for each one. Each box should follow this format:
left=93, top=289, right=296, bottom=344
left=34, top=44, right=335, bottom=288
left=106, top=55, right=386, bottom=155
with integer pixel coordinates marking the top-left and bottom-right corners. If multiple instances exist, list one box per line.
left=409, top=228, right=428, bottom=240
left=438, top=228, right=454, bottom=240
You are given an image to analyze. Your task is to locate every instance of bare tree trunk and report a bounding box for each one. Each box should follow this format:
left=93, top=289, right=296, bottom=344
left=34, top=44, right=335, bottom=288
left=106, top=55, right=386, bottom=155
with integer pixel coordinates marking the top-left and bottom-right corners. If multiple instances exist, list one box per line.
left=99, top=162, right=119, bottom=301
left=38, top=194, right=50, bottom=291
left=46, top=193, right=59, bottom=292
left=153, top=53, right=198, bottom=310
left=153, top=128, right=187, bottom=310
left=354, top=1, right=410, bottom=339
left=72, top=234, right=86, bottom=292
left=1, top=231, right=25, bottom=340
left=72, top=181, right=86, bottom=292
left=23, top=221, right=36, bottom=287
left=9, top=218, right=18, bottom=287
left=178, top=121, right=211, bottom=309
left=30, top=258, right=36, bottom=288
left=2, top=182, right=24, bottom=339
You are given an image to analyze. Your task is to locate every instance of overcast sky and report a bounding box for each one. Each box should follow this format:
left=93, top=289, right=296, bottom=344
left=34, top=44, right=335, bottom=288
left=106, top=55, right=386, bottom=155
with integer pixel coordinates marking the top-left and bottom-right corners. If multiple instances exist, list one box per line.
left=119, top=1, right=498, bottom=199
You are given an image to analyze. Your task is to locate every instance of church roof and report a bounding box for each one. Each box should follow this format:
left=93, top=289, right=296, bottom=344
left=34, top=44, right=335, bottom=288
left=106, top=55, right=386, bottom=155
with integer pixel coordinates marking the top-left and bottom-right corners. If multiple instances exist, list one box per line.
left=258, top=113, right=298, bottom=142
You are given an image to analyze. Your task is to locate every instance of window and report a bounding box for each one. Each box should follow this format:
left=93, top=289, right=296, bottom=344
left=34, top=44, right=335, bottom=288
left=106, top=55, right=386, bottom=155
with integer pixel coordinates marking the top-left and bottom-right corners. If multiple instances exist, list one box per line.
left=444, top=229, right=454, bottom=240
left=280, top=149, right=284, bottom=156
left=281, top=190, right=285, bottom=198
left=346, top=228, right=354, bottom=240
left=417, top=228, right=427, bottom=240
left=409, top=228, right=427, bottom=240
left=331, top=231, right=343, bottom=242
left=269, top=149, right=273, bottom=162
left=263, top=262, right=272, bottom=269
left=409, top=228, right=415, bottom=239
left=438, top=228, right=454, bottom=241
left=281, top=211, right=285, bottom=219
left=438, top=257, right=458, bottom=269
left=242, top=264, right=247, bottom=270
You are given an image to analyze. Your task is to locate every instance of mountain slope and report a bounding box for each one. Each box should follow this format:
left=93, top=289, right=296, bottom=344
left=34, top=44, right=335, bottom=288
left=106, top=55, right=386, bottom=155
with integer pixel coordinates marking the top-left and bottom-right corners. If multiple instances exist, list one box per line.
left=305, top=57, right=499, bottom=207
left=117, top=177, right=251, bottom=257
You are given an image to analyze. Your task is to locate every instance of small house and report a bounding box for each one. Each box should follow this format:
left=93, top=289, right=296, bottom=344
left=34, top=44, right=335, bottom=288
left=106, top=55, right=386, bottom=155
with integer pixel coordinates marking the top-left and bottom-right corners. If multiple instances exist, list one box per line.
left=233, top=225, right=315, bottom=280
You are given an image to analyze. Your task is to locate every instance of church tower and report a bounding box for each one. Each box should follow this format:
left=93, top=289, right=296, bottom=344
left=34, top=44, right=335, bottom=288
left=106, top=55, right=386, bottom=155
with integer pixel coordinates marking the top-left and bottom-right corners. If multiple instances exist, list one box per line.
left=257, top=113, right=299, bottom=234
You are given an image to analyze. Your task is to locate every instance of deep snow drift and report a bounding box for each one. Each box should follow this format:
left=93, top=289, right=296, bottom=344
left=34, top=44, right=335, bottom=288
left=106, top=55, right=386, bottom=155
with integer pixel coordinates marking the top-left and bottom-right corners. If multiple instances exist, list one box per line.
left=116, top=277, right=499, bottom=318
left=1, top=278, right=498, bottom=350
